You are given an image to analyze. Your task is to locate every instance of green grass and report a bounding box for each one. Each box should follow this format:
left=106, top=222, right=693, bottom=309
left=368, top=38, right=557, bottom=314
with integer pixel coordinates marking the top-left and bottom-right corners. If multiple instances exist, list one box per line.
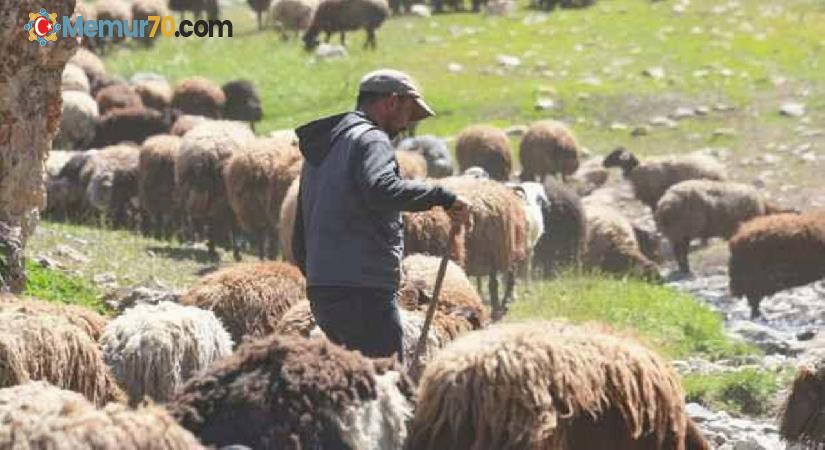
left=683, top=368, right=793, bottom=417
left=23, top=260, right=110, bottom=314
left=508, top=271, right=754, bottom=360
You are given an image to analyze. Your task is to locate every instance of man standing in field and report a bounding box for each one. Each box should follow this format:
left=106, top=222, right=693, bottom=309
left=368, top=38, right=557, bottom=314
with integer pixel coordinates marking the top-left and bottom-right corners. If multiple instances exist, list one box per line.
left=292, top=69, right=469, bottom=362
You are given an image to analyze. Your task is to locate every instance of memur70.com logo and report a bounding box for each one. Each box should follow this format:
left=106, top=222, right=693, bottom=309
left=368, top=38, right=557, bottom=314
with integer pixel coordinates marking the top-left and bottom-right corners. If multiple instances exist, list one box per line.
left=25, top=7, right=233, bottom=46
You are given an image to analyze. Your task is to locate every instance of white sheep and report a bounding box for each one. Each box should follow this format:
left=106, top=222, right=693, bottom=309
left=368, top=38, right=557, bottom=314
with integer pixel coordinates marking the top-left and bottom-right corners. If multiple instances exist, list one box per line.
left=54, top=91, right=98, bottom=150
left=62, top=64, right=90, bottom=94
left=505, top=181, right=549, bottom=286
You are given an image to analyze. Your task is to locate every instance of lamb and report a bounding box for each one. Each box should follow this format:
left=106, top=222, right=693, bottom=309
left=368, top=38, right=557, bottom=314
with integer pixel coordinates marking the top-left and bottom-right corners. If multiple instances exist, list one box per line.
left=396, top=150, right=428, bottom=179
left=519, top=120, right=580, bottom=182
left=248, top=0, right=273, bottom=29
left=222, top=79, right=263, bottom=131
left=62, top=63, right=90, bottom=94
left=533, top=177, right=586, bottom=276
left=603, top=147, right=726, bottom=213
left=82, top=144, right=141, bottom=228
left=55, top=90, right=98, bottom=150
left=99, top=302, right=233, bottom=405
left=0, top=293, right=108, bottom=340
left=728, top=212, right=825, bottom=319
left=91, top=106, right=173, bottom=148
left=655, top=179, right=788, bottom=274
left=0, top=311, right=124, bottom=406
left=168, top=334, right=414, bottom=449
left=132, top=75, right=173, bottom=111
left=302, top=0, right=391, bottom=50
left=138, top=134, right=183, bottom=239
left=271, top=0, right=317, bottom=40
left=95, top=83, right=144, bottom=116
left=172, top=77, right=227, bottom=119
left=396, top=135, right=454, bottom=178
left=583, top=201, right=662, bottom=281
left=0, top=382, right=203, bottom=450
left=180, top=261, right=306, bottom=345
left=780, top=363, right=825, bottom=447
left=455, top=124, right=513, bottom=181
left=407, top=320, right=711, bottom=450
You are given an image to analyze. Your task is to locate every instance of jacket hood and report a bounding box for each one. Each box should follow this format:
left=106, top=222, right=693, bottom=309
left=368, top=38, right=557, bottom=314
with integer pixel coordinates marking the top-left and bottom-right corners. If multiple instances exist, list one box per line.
left=295, top=111, right=377, bottom=166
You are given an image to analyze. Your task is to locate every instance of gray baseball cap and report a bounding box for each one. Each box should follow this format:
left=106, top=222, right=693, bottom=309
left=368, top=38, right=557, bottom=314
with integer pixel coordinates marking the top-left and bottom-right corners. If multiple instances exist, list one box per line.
left=359, top=69, right=436, bottom=121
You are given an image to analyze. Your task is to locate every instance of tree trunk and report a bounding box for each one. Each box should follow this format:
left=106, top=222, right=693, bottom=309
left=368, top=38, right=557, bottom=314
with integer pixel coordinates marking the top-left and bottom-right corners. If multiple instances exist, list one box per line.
left=0, top=0, right=77, bottom=291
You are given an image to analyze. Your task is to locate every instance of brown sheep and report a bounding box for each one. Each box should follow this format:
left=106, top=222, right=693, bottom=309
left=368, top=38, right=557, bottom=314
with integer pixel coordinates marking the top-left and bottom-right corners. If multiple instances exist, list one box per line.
left=729, top=212, right=825, bottom=319
left=396, top=149, right=428, bottom=180
left=91, top=106, right=173, bottom=148
left=408, top=321, right=711, bottom=450
left=403, top=206, right=467, bottom=266
left=169, top=0, right=220, bottom=20
left=455, top=125, right=513, bottom=182
left=0, top=293, right=107, bottom=341
left=94, top=0, right=132, bottom=48
left=780, top=363, right=825, bottom=447
left=132, top=78, right=173, bottom=111
left=248, top=0, right=273, bottom=29
left=302, top=0, right=391, bottom=50
left=95, top=84, right=143, bottom=117
left=170, top=114, right=210, bottom=136
left=138, top=134, right=183, bottom=239
left=180, top=261, right=306, bottom=345
left=171, top=77, right=226, bottom=119
left=131, top=0, right=168, bottom=46
left=583, top=202, right=661, bottom=282
left=519, top=120, right=580, bottom=182
left=81, top=144, right=141, bottom=228
left=272, top=0, right=317, bottom=40
left=68, top=48, right=107, bottom=89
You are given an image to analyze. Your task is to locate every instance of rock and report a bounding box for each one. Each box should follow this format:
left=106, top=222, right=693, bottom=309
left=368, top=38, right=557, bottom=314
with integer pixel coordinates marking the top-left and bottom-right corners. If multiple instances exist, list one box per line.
left=504, top=125, right=528, bottom=137
left=642, top=66, right=666, bottom=79
left=93, top=272, right=117, bottom=289
left=695, top=105, right=711, bottom=115
left=649, top=116, right=678, bottom=128
left=34, top=255, right=61, bottom=269
left=685, top=403, right=715, bottom=423
left=314, top=43, right=347, bottom=59
left=610, top=122, right=628, bottom=131
left=780, top=102, right=806, bottom=117
left=410, top=4, right=431, bottom=16
left=728, top=320, right=803, bottom=356
left=800, top=152, right=817, bottom=162
left=797, top=330, right=816, bottom=341
left=54, top=244, right=89, bottom=264
left=713, top=128, right=738, bottom=137
left=496, top=55, right=521, bottom=68
left=447, top=62, right=463, bottom=73
left=631, top=126, right=650, bottom=137
left=714, top=103, right=735, bottom=112
left=535, top=98, right=555, bottom=110
left=671, top=107, right=695, bottom=119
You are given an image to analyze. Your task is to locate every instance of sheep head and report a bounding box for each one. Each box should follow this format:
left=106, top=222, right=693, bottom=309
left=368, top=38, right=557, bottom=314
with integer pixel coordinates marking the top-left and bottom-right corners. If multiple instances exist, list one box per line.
left=603, top=146, right=639, bottom=175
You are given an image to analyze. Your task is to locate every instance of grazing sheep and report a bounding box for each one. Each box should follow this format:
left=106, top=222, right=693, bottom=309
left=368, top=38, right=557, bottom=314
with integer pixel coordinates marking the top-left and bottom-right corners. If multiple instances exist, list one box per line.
left=655, top=179, right=787, bottom=274
left=729, top=212, right=825, bottom=319
left=403, top=206, right=467, bottom=266
left=94, top=0, right=132, bottom=47
left=46, top=150, right=74, bottom=178
left=455, top=125, right=513, bottom=181
left=62, top=63, right=90, bottom=94
left=400, top=253, right=487, bottom=325
left=55, top=90, right=99, bottom=150
left=95, top=84, right=144, bottom=117
left=248, top=0, right=273, bottom=29
left=0, top=382, right=203, bottom=450
left=138, top=134, right=183, bottom=239
left=271, top=0, right=317, bottom=39
left=534, top=177, right=586, bottom=276
left=0, top=312, right=124, bottom=406
left=91, top=106, right=173, bottom=148
left=47, top=150, right=99, bottom=221
left=780, top=363, right=825, bottom=447
left=505, top=181, right=548, bottom=285
left=181, top=262, right=306, bottom=344
left=132, top=76, right=173, bottom=111
left=68, top=48, right=107, bottom=90
left=437, top=176, right=527, bottom=318
left=396, top=150, right=428, bottom=180
left=570, top=156, right=611, bottom=196
left=278, top=176, right=301, bottom=263
left=170, top=114, right=210, bottom=136
left=583, top=202, right=662, bottom=281
left=131, top=0, right=168, bottom=46
left=396, top=135, right=454, bottom=178
left=519, top=120, right=580, bottom=182
left=176, top=120, right=253, bottom=257
left=408, top=321, right=710, bottom=450
left=169, top=334, right=414, bottom=449
left=603, top=147, right=726, bottom=213
left=100, top=302, right=233, bottom=405
left=82, top=144, right=141, bottom=228
left=222, top=80, right=263, bottom=131
left=172, top=77, right=227, bottom=119
left=0, top=293, right=108, bottom=340
left=302, top=0, right=391, bottom=50
left=169, top=0, right=221, bottom=20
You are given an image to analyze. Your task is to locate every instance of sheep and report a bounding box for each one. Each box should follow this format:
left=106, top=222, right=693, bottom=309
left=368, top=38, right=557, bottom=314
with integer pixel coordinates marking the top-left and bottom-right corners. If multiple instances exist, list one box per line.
left=505, top=181, right=548, bottom=285
left=224, top=138, right=301, bottom=260
left=436, top=176, right=527, bottom=319
left=95, top=84, right=144, bottom=117
left=407, top=320, right=710, bottom=450
left=45, top=150, right=74, bottom=179
left=47, top=150, right=99, bottom=222
left=172, top=77, right=226, bottom=119
left=583, top=201, right=662, bottom=282
left=570, top=156, right=611, bottom=196
left=132, top=76, right=173, bottom=111
left=170, top=114, right=210, bottom=136
left=62, top=63, right=90, bottom=94
left=533, top=177, right=587, bottom=277
left=780, top=363, right=825, bottom=447
left=519, top=120, right=580, bottom=182
left=403, top=206, right=467, bottom=266
left=72, top=1, right=98, bottom=51
left=82, top=144, right=141, bottom=228
left=0, top=293, right=108, bottom=340
left=455, top=124, right=513, bottom=182
left=169, top=334, right=414, bottom=449
left=302, top=0, right=391, bottom=50
left=180, top=261, right=306, bottom=345
left=91, top=106, right=173, bottom=148
left=138, top=134, right=183, bottom=239
left=0, top=311, right=124, bottom=406
left=99, top=301, right=233, bottom=405
left=222, top=79, right=263, bottom=131
left=396, top=150, right=428, bottom=180
left=603, top=147, right=727, bottom=213
left=728, top=212, right=825, bottom=319
left=175, top=120, right=253, bottom=257
left=169, top=0, right=220, bottom=20
left=131, top=0, right=168, bottom=46
left=271, top=0, right=317, bottom=40
left=248, top=0, right=273, bottom=29
left=0, top=381, right=203, bottom=450
left=655, top=179, right=788, bottom=274
left=396, top=135, right=454, bottom=178
left=55, top=90, right=98, bottom=150
left=94, top=0, right=132, bottom=48
left=278, top=176, right=301, bottom=263
left=68, top=48, right=107, bottom=90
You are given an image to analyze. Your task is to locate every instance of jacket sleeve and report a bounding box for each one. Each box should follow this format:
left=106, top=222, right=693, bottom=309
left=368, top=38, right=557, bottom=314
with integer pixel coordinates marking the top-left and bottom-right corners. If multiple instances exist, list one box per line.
left=353, top=138, right=456, bottom=212
left=291, top=179, right=307, bottom=276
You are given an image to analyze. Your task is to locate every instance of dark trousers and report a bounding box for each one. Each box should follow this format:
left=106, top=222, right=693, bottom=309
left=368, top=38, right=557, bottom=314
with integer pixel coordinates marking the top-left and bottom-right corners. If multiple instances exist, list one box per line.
left=308, top=286, right=404, bottom=363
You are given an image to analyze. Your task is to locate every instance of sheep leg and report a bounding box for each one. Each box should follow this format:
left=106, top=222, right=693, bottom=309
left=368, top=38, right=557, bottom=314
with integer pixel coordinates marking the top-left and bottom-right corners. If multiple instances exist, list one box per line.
left=748, top=296, right=763, bottom=320
left=504, top=269, right=516, bottom=305
left=257, top=11, right=262, bottom=30
left=366, top=29, right=377, bottom=50
left=325, top=31, right=331, bottom=43
left=489, top=271, right=502, bottom=321
left=340, top=32, right=346, bottom=46
left=674, top=239, right=691, bottom=274
left=231, top=226, right=242, bottom=262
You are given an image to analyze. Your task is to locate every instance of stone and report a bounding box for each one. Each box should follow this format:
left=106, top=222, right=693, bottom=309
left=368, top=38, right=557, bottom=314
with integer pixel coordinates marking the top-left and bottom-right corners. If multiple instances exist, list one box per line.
left=93, top=272, right=118, bottom=289
left=728, top=320, right=803, bottom=356
left=685, top=403, right=716, bottom=423
left=671, top=107, right=695, bottom=119
left=34, top=255, right=61, bottom=269
left=631, top=126, right=650, bottom=137
left=496, top=55, right=521, bottom=68
left=649, top=116, right=678, bottom=128
left=642, top=66, right=666, bottom=79
left=55, top=244, right=89, bottom=263
left=504, top=125, right=529, bottom=137
left=535, top=98, right=556, bottom=110
left=314, top=43, right=347, bottom=59
left=447, top=62, right=463, bottom=73
left=410, top=4, right=431, bottom=16
left=713, top=128, right=738, bottom=137
left=780, top=102, right=806, bottom=117
left=610, top=122, right=629, bottom=131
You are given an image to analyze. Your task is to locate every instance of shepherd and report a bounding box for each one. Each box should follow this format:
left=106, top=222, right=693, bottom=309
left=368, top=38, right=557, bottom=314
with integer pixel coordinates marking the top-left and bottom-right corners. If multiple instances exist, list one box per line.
left=293, top=69, right=470, bottom=362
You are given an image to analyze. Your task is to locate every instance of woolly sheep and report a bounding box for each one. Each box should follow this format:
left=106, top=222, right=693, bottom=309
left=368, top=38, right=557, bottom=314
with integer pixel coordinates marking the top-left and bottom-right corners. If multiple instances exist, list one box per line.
left=172, top=77, right=226, bottom=119
left=0, top=382, right=203, bottom=450
left=655, top=179, right=787, bottom=274
left=0, top=311, right=124, bottom=406
left=271, top=0, right=317, bottom=39
left=603, top=147, right=726, bottom=212
left=131, top=0, right=168, bottom=46
left=222, top=80, right=263, bottom=131
left=780, top=363, right=825, bottom=446
left=0, top=293, right=108, bottom=340
left=181, top=261, right=306, bottom=344
left=170, top=114, right=210, bottom=136
left=72, top=1, right=98, bottom=50
left=46, top=150, right=73, bottom=179
left=455, top=124, right=513, bottom=181
left=729, top=212, right=825, bottom=319
left=302, top=0, right=391, bottom=50
left=47, top=150, right=99, bottom=221
left=248, top=0, right=273, bottom=29
left=82, top=144, right=141, bottom=228
left=403, top=206, right=467, bottom=266
left=62, top=63, right=90, bottom=94
left=68, top=49, right=107, bottom=89
left=138, top=134, right=183, bottom=239
left=408, top=320, right=710, bottom=450
left=95, top=84, right=143, bottom=117
left=533, top=177, right=586, bottom=276
left=91, top=106, right=173, bottom=148
left=519, top=120, right=580, bottom=182
left=396, top=135, right=454, bottom=178
left=505, top=181, right=548, bottom=283
left=55, top=91, right=98, bottom=150
left=100, top=302, right=233, bottom=405
left=169, top=0, right=220, bottom=20
left=395, top=150, right=428, bottom=179
left=94, top=0, right=132, bottom=47
left=169, top=334, right=414, bottom=449
left=132, top=76, right=173, bottom=111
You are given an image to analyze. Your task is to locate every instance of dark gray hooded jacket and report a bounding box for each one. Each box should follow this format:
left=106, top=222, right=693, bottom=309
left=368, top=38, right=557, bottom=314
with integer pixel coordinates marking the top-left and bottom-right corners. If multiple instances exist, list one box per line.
left=292, top=111, right=456, bottom=290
